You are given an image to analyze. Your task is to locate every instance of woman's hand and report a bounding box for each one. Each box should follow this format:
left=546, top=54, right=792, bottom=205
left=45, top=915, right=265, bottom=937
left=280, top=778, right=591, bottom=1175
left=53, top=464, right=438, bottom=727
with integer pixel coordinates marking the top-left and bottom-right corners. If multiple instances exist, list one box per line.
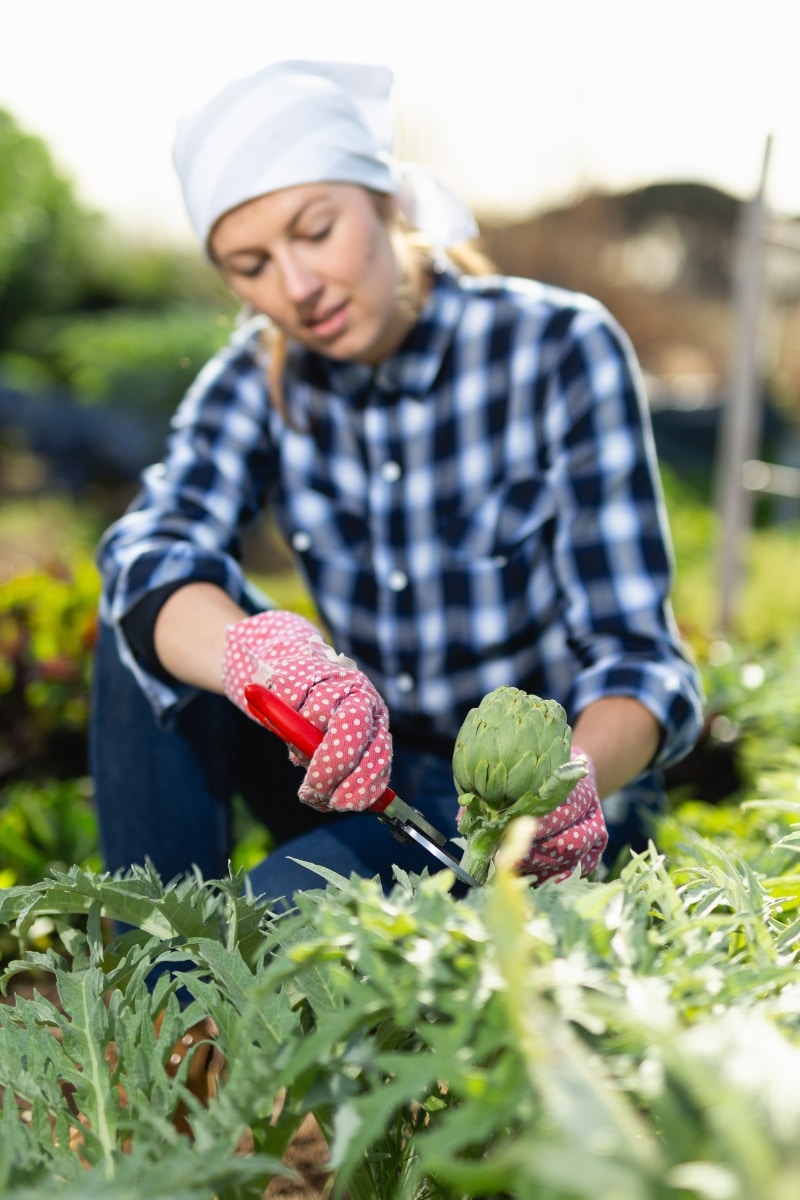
left=223, top=610, right=392, bottom=813
left=513, top=749, right=608, bottom=884
left=514, top=695, right=661, bottom=884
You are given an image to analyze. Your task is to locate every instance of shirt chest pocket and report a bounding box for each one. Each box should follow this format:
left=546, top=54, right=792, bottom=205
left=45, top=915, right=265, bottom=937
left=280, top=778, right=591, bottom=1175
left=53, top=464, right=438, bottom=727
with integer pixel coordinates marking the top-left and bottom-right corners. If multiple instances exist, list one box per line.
left=439, top=474, right=556, bottom=562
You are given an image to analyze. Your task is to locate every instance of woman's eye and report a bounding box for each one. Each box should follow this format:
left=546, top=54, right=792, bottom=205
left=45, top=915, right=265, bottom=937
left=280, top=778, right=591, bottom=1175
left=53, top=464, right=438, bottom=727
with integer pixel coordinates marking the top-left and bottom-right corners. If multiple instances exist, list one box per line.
left=238, top=259, right=268, bottom=279
left=305, top=224, right=331, bottom=243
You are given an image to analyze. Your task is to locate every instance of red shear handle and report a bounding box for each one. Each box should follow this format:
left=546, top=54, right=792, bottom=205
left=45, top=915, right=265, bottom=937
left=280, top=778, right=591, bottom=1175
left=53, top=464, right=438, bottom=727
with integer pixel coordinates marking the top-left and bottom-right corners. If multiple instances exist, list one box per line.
left=244, top=683, right=397, bottom=813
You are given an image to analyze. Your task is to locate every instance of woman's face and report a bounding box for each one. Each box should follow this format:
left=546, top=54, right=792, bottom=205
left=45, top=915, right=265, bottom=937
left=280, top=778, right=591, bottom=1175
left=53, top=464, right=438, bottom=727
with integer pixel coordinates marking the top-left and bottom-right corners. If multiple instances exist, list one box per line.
left=209, top=183, right=408, bottom=364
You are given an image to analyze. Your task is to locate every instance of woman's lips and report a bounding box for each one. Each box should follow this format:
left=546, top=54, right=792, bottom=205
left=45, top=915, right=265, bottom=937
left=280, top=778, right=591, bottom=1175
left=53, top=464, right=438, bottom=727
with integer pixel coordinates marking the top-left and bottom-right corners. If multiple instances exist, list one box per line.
left=306, top=300, right=349, bottom=340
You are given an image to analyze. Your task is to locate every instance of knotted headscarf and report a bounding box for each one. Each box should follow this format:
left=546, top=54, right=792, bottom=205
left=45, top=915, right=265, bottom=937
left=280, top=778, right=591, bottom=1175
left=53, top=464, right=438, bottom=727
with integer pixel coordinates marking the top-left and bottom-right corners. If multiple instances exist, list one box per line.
left=172, top=59, right=478, bottom=255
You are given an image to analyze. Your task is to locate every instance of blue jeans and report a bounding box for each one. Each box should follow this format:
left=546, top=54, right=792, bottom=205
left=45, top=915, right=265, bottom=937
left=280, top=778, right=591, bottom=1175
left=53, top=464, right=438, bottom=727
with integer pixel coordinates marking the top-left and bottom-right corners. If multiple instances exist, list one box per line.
left=90, top=620, right=462, bottom=907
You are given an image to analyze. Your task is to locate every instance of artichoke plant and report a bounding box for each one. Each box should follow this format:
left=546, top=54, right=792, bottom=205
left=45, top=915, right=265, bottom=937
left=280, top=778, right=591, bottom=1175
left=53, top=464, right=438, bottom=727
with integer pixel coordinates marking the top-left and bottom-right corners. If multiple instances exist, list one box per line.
left=453, top=685, right=587, bottom=885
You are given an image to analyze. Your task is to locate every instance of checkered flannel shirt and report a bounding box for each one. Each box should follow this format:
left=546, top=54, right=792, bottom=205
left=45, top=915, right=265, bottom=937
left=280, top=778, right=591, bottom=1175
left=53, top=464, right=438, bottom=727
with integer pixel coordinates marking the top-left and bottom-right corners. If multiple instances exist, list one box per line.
left=97, top=261, right=703, bottom=766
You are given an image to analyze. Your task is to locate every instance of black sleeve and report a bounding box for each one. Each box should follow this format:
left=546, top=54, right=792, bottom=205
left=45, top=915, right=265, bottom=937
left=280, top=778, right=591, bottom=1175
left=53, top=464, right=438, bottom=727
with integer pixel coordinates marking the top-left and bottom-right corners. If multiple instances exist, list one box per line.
left=120, top=580, right=202, bottom=685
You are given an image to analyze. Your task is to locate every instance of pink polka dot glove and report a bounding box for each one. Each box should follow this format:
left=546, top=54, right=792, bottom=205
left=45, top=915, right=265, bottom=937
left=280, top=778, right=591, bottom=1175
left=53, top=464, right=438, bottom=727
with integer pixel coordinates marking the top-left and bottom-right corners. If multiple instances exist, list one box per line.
left=514, top=748, right=608, bottom=885
left=222, top=610, right=392, bottom=813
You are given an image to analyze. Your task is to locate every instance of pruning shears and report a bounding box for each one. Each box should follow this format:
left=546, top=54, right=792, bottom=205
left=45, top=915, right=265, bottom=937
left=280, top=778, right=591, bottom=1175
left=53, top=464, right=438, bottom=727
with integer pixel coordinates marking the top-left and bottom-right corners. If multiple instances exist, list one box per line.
left=244, top=683, right=480, bottom=889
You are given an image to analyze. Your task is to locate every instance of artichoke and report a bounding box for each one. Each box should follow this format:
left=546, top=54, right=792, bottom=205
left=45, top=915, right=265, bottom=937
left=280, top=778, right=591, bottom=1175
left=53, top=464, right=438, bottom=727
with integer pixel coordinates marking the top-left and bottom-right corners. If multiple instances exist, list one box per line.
left=453, top=686, right=587, bottom=885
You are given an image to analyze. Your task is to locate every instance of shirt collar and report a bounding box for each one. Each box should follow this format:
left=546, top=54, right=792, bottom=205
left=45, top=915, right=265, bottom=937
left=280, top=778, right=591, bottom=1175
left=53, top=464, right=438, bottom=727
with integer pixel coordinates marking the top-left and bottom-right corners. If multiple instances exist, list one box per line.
left=296, top=259, right=468, bottom=403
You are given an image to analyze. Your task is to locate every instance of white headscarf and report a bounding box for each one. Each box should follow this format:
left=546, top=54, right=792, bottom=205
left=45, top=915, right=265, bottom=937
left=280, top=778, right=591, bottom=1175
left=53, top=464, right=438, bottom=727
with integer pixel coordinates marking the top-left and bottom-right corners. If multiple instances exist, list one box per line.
left=172, top=60, right=478, bottom=255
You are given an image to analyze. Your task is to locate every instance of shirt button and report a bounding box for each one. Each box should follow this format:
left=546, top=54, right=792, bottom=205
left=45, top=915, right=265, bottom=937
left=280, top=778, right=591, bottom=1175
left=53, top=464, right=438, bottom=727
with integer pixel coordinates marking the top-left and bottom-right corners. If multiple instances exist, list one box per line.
left=291, top=530, right=312, bottom=552
left=380, top=460, right=402, bottom=482
left=387, top=569, right=408, bottom=591
left=396, top=673, right=415, bottom=693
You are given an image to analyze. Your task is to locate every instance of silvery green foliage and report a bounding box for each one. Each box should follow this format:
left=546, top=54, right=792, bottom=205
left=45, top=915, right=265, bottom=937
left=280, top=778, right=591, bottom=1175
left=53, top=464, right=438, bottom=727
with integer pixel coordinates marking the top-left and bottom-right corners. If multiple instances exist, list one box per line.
left=1, top=812, right=800, bottom=1198
left=453, top=686, right=588, bottom=884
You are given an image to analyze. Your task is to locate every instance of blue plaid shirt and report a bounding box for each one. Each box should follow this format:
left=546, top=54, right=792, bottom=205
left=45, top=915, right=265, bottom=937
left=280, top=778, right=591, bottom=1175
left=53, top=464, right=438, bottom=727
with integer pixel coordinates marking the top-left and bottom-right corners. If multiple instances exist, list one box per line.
left=98, top=262, right=702, bottom=769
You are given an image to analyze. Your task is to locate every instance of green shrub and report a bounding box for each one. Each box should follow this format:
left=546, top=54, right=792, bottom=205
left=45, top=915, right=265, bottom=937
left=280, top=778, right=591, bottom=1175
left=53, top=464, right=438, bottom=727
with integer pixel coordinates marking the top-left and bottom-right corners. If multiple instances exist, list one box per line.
left=0, top=778, right=98, bottom=889
left=0, top=559, right=98, bottom=785
left=662, top=464, right=800, bottom=650
left=1, top=820, right=800, bottom=1198
left=21, top=306, right=235, bottom=413
left=0, top=109, right=98, bottom=342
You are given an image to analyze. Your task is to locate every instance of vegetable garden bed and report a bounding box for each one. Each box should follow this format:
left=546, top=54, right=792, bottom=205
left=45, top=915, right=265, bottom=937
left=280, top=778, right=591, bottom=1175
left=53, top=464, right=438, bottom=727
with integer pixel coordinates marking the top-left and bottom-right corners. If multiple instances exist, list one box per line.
left=1, top=785, right=800, bottom=1200
left=3, top=541, right=800, bottom=1196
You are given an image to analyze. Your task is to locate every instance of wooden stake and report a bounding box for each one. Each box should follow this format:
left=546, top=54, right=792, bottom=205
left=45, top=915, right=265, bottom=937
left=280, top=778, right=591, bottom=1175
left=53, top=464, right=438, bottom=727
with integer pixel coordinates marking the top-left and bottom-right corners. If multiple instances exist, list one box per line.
left=714, top=135, right=772, bottom=634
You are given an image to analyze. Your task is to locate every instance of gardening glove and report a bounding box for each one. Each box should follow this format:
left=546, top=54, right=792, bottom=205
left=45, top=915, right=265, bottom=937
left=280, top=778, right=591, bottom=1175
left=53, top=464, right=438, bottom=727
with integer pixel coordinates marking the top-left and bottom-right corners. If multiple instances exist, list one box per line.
left=514, top=748, right=608, bottom=885
left=222, top=610, right=392, bottom=813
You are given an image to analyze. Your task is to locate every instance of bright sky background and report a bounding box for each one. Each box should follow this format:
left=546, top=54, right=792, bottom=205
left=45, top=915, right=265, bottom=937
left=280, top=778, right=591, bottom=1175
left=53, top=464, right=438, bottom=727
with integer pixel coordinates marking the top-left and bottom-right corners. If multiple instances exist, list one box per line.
left=2, top=0, right=798, bottom=243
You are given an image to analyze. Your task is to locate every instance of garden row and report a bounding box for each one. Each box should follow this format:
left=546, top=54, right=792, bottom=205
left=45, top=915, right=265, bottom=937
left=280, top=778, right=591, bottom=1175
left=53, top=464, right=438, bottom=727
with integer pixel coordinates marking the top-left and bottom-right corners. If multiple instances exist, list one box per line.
left=1, top=545, right=800, bottom=1196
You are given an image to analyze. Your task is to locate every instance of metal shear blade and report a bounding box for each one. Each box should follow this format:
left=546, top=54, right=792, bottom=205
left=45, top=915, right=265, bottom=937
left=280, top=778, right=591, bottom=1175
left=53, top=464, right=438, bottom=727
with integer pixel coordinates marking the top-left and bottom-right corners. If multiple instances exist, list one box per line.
left=397, top=822, right=478, bottom=887
left=243, top=683, right=480, bottom=888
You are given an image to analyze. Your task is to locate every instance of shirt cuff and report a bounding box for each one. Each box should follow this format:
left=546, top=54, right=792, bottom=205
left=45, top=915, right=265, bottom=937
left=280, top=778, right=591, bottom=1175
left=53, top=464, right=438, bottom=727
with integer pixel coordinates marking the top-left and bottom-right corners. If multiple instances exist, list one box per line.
left=120, top=579, right=199, bottom=685
left=569, top=657, right=704, bottom=771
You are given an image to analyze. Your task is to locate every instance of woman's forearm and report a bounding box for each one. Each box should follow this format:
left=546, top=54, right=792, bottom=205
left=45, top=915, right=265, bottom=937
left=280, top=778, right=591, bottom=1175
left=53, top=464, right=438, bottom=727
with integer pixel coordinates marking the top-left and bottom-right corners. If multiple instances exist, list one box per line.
left=571, top=696, right=661, bottom=799
left=153, top=582, right=248, bottom=693
left=154, top=588, right=662, bottom=798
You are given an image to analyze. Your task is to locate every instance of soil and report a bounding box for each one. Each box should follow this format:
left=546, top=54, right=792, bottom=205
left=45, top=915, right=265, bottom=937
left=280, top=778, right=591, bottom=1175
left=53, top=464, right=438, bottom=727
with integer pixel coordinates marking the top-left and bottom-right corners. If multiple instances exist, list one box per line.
left=1, top=972, right=335, bottom=1200
left=263, top=1116, right=335, bottom=1199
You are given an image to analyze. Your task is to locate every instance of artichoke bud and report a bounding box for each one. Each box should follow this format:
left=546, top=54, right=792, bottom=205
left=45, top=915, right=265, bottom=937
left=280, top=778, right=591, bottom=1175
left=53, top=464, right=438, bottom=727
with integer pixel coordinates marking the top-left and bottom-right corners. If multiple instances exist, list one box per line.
left=491, top=761, right=511, bottom=807
left=454, top=686, right=572, bottom=800
left=454, top=686, right=586, bottom=878
left=536, top=756, right=589, bottom=810
left=505, top=749, right=545, bottom=803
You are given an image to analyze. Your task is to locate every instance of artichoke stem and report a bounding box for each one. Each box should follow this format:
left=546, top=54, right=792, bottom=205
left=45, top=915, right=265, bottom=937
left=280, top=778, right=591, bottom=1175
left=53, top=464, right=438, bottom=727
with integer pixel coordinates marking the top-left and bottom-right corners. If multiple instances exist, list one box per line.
left=459, top=828, right=506, bottom=886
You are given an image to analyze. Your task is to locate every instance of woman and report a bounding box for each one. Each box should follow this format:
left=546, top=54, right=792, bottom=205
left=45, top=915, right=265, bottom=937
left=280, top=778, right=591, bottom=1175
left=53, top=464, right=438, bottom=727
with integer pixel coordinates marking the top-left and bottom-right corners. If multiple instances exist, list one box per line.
left=91, top=60, right=703, bottom=904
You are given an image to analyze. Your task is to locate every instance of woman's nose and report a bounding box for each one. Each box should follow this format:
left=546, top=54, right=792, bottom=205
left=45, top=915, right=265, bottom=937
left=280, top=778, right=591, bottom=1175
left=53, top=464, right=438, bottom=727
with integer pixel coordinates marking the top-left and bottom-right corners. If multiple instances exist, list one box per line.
left=278, top=251, right=321, bottom=305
